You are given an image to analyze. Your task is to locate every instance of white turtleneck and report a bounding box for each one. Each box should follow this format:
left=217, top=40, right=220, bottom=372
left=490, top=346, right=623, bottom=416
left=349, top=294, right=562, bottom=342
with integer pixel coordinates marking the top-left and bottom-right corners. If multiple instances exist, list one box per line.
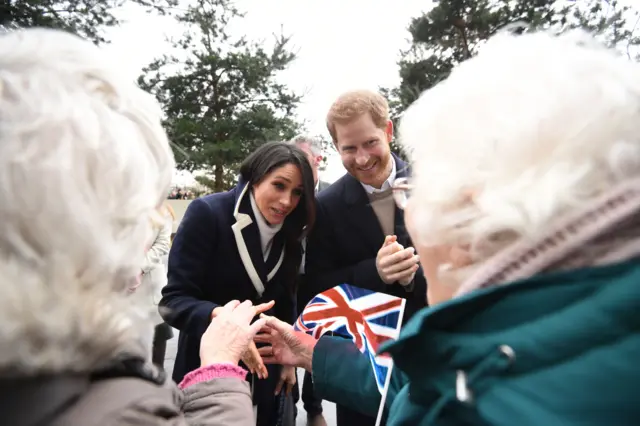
left=250, top=191, right=283, bottom=260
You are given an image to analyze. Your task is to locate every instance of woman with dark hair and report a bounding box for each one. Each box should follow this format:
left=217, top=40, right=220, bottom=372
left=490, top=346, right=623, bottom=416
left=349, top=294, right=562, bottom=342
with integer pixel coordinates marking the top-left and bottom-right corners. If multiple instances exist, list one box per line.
left=160, top=141, right=316, bottom=425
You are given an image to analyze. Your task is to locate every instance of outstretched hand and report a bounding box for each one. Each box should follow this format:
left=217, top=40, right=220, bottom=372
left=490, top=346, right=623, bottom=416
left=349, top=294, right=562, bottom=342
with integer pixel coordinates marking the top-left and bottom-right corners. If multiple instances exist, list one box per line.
left=200, top=300, right=268, bottom=368
left=241, top=341, right=269, bottom=379
left=254, top=315, right=317, bottom=372
left=211, top=300, right=275, bottom=319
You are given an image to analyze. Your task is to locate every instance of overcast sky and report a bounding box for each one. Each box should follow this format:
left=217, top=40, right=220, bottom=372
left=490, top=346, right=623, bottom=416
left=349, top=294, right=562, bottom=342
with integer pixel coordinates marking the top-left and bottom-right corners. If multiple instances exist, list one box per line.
left=103, top=0, right=431, bottom=183
left=103, top=0, right=638, bottom=185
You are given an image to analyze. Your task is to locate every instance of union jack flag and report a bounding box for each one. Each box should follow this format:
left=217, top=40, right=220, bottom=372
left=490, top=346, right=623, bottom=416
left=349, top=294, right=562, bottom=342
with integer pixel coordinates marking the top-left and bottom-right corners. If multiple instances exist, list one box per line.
left=294, top=284, right=406, bottom=394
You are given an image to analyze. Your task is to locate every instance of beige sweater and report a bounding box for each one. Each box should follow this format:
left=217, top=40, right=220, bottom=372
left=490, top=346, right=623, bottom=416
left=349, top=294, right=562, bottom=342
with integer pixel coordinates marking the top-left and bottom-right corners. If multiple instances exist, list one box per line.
left=368, top=187, right=395, bottom=237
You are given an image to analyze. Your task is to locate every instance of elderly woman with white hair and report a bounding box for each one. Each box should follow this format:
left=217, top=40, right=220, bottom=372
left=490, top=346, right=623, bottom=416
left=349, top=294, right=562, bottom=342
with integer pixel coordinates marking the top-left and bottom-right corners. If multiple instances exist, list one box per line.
left=255, top=30, right=640, bottom=425
left=0, top=28, right=268, bottom=425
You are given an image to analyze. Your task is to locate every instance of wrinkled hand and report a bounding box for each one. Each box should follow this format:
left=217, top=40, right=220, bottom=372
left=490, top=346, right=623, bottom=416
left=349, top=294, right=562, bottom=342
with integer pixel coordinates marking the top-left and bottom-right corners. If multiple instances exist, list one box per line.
left=275, top=366, right=296, bottom=396
left=241, top=341, right=269, bottom=379
left=200, top=300, right=267, bottom=367
left=211, top=300, right=275, bottom=320
left=254, top=315, right=317, bottom=371
left=376, top=235, right=420, bottom=285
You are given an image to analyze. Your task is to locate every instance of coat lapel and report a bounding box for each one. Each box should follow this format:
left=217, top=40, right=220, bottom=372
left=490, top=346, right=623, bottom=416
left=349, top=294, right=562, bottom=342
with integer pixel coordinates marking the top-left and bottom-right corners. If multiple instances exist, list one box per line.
left=231, top=183, right=266, bottom=296
left=265, top=233, right=285, bottom=282
left=231, top=182, right=285, bottom=297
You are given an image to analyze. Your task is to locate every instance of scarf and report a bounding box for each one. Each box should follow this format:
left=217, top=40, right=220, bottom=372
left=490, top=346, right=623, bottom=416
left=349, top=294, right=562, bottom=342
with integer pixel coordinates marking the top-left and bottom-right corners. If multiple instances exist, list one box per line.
left=456, top=178, right=640, bottom=296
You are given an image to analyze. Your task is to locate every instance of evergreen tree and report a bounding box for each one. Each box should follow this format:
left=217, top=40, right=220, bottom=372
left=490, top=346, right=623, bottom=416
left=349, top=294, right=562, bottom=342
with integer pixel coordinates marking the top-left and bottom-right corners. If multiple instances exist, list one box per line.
left=382, top=0, right=639, bottom=154
left=138, top=0, right=302, bottom=192
left=1, top=0, right=175, bottom=44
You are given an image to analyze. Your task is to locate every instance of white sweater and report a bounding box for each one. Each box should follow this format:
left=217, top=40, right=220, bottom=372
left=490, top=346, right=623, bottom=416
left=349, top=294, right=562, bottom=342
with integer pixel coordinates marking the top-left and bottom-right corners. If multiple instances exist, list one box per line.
left=250, top=192, right=283, bottom=260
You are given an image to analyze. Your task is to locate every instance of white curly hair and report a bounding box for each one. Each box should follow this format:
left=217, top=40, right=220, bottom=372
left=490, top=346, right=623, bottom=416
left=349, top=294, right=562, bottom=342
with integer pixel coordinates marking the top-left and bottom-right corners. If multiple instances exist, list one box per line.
left=399, top=29, right=640, bottom=262
left=0, top=28, right=174, bottom=374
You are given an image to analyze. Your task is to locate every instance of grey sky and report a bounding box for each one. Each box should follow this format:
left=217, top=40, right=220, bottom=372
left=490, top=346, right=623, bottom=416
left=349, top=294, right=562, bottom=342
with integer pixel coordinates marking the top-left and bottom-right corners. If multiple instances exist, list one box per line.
left=103, top=0, right=638, bottom=185
left=103, top=0, right=430, bottom=183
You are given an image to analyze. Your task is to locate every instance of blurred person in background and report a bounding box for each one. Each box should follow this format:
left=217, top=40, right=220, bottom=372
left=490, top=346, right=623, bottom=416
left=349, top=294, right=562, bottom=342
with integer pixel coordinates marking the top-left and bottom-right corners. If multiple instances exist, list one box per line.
left=290, top=135, right=331, bottom=192
left=256, top=29, right=640, bottom=426
left=288, top=135, right=329, bottom=426
left=0, top=27, right=266, bottom=425
left=141, top=202, right=176, bottom=370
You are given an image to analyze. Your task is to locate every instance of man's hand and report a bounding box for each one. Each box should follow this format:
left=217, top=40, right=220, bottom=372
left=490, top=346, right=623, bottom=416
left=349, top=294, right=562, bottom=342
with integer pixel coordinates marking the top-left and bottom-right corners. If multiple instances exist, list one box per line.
left=397, top=271, right=416, bottom=289
left=376, top=235, right=420, bottom=285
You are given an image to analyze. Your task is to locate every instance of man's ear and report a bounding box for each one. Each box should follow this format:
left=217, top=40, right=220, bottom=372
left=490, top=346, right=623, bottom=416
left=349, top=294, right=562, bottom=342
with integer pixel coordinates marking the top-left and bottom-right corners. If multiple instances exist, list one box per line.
left=385, top=120, right=394, bottom=142
left=314, top=155, right=323, bottom=167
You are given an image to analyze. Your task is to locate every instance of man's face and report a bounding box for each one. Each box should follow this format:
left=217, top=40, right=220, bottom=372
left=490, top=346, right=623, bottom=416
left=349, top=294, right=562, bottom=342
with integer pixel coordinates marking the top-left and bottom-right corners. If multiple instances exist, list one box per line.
left=334, top=113, right=393, bottom=188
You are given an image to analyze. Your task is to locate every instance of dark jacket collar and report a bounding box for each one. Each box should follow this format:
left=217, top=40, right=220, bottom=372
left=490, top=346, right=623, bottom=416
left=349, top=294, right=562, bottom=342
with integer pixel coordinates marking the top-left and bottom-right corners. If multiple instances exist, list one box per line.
left=335, top=153, right=412, bottom=250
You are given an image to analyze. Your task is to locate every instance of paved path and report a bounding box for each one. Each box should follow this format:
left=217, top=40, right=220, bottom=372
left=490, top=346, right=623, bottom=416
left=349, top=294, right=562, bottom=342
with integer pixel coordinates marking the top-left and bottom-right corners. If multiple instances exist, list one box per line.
left=164, top=329, right=337, bottom=426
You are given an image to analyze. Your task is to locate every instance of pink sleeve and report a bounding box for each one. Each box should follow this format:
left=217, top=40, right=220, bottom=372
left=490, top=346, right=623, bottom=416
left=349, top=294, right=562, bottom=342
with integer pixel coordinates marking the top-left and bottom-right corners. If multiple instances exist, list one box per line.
left=178, top=363, right=248, bottom=389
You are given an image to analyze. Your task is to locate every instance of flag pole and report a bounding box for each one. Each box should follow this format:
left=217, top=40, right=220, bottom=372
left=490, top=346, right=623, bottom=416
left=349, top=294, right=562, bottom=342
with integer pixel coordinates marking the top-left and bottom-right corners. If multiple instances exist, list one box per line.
left=375, top=362, right=394, bottom=426
left=375, top=299, right=406, bottom=426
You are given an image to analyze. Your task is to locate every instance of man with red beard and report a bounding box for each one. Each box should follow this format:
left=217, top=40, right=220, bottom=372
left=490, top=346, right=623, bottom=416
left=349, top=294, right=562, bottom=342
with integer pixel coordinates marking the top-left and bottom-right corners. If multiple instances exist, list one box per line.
left=302, top=90, right=427, bottom=426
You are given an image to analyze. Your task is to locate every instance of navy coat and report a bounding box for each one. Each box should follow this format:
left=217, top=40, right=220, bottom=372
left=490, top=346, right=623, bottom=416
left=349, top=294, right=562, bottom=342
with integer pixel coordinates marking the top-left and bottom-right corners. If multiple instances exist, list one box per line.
left=303, top=154, right=428, bottom=322
left=160, top=182, right=296, bottom=419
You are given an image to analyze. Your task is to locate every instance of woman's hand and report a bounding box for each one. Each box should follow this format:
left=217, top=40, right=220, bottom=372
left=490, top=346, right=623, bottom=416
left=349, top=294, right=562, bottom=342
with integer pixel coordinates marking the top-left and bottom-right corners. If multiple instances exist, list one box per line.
left=241, top=341, right=269, bottom=379
left=275, top=365, right=296, bottom=396
left=254, top=315, right=317, bottom=371
left=211, top=300, right=275, bottom=319
left=200, top=300, right=267, bottom=367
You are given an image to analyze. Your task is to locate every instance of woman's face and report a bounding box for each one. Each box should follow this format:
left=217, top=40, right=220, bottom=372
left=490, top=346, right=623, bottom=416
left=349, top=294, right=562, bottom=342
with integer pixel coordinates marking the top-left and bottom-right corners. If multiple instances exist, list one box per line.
left=404, top=199, right=472, bottom=305
left=253, top=163, right=303, bottom=225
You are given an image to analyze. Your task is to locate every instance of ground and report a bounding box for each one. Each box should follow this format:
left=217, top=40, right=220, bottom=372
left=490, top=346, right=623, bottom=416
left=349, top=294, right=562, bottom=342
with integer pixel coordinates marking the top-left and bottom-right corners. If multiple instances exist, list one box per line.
left=164, top=329, right=337, bottom=426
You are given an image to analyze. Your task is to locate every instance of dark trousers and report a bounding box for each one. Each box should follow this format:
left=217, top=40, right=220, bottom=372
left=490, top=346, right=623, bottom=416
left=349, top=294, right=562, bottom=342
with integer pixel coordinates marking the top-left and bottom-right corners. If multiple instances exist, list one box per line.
left=336, top=404, right=376, bottom=426
left=302, top=371, right=323, bottom=416
left=254, top=365, right=300, bottom=426
left=298, top=273, right=324, bottom=418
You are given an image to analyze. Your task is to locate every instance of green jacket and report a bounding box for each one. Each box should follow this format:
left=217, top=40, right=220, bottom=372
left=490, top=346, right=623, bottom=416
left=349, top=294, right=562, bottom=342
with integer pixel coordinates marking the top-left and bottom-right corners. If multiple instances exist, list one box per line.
left=312, top=260, right=640, bottom=425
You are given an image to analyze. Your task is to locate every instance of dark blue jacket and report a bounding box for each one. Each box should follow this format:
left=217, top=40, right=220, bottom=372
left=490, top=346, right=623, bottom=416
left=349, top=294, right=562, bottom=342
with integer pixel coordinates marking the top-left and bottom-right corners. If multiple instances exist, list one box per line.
left=303, top=154, right=427, bottom=322
left=160, top=182, right=295, bottom=390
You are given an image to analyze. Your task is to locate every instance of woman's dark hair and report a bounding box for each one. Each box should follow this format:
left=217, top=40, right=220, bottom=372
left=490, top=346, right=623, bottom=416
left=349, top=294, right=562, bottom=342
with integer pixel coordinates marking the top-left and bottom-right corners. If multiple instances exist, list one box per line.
left=239, top=141, right=316, bottom=295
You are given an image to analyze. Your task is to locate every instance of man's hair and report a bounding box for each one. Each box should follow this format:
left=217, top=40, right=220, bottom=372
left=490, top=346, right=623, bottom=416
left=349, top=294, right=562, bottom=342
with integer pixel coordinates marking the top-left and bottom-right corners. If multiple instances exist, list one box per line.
left=326, top=90, right=390, bottom=143
left=289, top=135, right=323, bottom=157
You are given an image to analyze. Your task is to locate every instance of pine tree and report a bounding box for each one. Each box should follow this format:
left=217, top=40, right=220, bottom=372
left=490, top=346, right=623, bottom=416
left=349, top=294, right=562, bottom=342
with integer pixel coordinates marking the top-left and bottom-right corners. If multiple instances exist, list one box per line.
left=138, top=0, right=302, bottom=192
left=1, top=0, right=175, bottom=44
left=382, top=0, right=639, bottom=154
